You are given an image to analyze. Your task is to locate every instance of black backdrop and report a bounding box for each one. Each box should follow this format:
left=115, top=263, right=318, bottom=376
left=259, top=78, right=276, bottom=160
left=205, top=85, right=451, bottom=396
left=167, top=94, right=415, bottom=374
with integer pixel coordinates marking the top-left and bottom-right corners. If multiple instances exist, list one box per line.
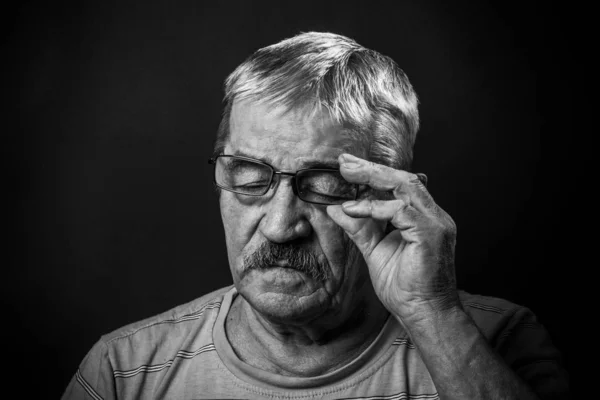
left=5, top=0, right=573, bottom=397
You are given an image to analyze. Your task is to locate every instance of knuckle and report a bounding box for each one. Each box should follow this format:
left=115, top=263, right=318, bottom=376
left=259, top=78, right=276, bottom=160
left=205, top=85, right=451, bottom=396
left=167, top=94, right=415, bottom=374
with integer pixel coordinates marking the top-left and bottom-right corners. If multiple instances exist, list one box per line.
left=371, top=199, right=386, bottom=209
left=441, top=220, right=457, bottom=238
left=391, top=200, right=408, bottom=217
left=394, top=198, right=408, bottom=209
left=365, top=160, right=379, bottom=172
left=446, top=218, right=457, bottom=235
left=390, top=213, right=405, bottom=227
left=392, top=186, right=411, bottom=202
left=367, top=199, right=376, bottom=214
left=436, top=207, right=456, bottom=231
left=428, top=217, right=447, bottom=232
left=415, top=173, right=428, bottom=187
left=407, top=173, right=421, bottom=184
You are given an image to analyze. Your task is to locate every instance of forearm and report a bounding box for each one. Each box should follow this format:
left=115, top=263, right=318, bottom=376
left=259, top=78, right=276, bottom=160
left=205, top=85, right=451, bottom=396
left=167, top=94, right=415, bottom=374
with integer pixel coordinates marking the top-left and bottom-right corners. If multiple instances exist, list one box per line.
left=399, top=306, right=538, bottom=400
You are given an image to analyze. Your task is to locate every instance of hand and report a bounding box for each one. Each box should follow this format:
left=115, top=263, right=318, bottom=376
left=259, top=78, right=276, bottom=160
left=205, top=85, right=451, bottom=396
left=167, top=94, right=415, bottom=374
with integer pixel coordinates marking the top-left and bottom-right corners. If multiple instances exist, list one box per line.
left=327, top=154, right=461, bottom=325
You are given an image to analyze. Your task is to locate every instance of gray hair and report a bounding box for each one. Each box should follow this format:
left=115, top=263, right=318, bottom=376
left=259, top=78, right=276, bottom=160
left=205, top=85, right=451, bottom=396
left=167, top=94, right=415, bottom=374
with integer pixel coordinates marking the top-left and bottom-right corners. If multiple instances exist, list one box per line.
left=214, top=32, right=420, bottom=170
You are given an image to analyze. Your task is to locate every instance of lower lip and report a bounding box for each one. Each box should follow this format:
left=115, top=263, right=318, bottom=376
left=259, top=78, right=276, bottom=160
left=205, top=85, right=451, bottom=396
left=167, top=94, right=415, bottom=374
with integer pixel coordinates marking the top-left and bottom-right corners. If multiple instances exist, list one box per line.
left=273, top=260, right=291, bottom=267
left=258, top=267, right=306, bottom=286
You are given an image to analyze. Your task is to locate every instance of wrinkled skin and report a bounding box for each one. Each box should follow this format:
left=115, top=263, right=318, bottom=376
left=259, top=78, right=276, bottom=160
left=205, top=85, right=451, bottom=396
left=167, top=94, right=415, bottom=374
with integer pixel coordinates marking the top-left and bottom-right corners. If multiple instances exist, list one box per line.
left=328, top=155, right=460, bottom=325
left=221, top=100, right=458, bottom=331
left=219, top=100, right=545, bottom=400
left=220, top=100, right=381, bottom=332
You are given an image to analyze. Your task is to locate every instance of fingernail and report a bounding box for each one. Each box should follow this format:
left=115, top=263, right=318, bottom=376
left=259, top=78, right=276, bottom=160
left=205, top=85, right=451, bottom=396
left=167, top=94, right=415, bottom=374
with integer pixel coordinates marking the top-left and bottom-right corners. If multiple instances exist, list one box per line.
left=340, top=154, right=362, bottom=169
left=342, top=162, right=361, bottom=169
left=343, top=200, right=358, bottom=209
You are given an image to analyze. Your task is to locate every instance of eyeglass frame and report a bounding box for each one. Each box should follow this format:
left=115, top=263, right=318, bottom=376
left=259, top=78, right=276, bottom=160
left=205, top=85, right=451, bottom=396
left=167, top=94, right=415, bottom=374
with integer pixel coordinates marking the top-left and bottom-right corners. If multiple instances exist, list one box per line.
left=208, top=154, right=360, bottom=205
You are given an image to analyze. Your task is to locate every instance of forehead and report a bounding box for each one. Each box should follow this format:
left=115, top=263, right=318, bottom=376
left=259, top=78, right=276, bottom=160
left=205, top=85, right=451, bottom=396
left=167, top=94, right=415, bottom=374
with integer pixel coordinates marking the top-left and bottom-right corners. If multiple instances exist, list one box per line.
left=226, top=99, right=362, bottom=166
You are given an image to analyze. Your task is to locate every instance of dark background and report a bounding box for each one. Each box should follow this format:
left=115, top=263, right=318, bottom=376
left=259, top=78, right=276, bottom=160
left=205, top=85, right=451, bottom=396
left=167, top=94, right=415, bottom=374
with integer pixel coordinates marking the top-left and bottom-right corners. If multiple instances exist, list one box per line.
left=5, top=0, right=573, bottom=397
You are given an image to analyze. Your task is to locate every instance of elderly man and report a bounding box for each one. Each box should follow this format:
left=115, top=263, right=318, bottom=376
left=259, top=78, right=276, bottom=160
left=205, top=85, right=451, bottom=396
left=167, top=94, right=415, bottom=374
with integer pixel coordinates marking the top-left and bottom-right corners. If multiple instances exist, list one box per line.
left=63, top=32, right=568, bottom=399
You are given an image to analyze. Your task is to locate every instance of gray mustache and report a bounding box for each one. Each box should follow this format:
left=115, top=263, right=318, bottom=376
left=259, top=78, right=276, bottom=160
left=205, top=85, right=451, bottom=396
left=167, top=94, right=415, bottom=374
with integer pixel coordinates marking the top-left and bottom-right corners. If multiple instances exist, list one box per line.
left=243, top=242, right=329, bottom=282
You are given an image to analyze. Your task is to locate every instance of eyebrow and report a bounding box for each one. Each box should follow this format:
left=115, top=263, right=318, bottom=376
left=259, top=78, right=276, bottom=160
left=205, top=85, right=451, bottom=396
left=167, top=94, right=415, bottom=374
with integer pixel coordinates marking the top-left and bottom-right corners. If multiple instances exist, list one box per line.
left=230, top=150, right=340, bottom=170
left=301, top=160, right=340, bottom=169
left=231, top=150, right=271, bottom=163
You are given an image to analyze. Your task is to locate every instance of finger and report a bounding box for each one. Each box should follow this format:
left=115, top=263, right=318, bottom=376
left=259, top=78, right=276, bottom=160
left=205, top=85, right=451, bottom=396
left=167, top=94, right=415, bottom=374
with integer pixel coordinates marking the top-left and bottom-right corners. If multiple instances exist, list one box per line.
left=341, top=199, right=425, bottom=233
left=326, top=205, right=386, bottom=257
left=339, top=153, right=435, bottom=214
left=341, top=199, right=407, bottom=221
left=415, top=173, right=428, bottom=187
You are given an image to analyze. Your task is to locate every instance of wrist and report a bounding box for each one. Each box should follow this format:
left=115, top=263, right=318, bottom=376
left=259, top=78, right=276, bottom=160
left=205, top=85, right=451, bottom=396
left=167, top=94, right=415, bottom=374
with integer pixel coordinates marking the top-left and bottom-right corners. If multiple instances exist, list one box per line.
left=393, top=297, right=469, bottom=339
left=392, top=291, right=463, bottom=326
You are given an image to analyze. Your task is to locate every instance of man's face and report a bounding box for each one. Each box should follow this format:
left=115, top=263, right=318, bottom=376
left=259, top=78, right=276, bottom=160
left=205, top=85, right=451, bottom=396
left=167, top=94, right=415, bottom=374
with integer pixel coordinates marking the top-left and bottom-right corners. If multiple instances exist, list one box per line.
left=220, top=99, right=370, bottom=322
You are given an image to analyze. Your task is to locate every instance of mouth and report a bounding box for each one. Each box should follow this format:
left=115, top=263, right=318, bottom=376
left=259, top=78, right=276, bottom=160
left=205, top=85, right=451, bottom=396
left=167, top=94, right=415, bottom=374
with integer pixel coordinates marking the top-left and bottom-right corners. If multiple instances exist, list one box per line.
left=248, top=260, right=326, bottom=283
left=273, top=259, right=292, bottom=268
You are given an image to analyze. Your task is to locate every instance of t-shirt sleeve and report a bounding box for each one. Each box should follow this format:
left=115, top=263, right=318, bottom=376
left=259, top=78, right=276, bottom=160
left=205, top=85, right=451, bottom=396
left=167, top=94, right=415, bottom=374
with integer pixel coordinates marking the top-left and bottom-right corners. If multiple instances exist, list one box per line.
left=494, top=306, right=570, bottom=400
left=61, top=339, right=116, bottom=400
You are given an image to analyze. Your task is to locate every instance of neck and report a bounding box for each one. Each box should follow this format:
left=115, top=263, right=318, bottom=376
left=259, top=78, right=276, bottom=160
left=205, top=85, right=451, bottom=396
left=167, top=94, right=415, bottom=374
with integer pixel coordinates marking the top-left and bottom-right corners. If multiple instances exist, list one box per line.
left=226, top=286, right=389, bottom=377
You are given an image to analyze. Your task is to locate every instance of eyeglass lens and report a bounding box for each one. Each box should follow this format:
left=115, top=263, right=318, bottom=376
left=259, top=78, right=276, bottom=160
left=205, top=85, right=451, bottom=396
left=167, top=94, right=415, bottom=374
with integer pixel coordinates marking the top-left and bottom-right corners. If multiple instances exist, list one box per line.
left=296, top=169, right=356, bottom=204
left=214, top=156, right=357, bottom=205
left=215, top=156, right=272, bottom=195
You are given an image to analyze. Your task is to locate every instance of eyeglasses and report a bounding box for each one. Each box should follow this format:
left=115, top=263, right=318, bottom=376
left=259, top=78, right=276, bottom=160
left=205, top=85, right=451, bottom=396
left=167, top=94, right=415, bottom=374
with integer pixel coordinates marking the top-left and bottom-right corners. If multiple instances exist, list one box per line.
left=208, top=155, right=359, bottom=205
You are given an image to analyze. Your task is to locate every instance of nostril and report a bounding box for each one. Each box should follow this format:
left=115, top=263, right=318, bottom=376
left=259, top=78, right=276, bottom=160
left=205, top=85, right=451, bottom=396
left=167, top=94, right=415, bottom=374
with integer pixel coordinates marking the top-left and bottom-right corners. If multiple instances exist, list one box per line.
left=294, top=220, right=311, bottom=237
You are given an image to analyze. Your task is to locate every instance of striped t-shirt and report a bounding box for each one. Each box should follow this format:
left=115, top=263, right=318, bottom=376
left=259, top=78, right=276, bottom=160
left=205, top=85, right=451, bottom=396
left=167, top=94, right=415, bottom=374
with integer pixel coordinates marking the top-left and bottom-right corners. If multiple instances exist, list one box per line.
left=62, top=286, right=568, bottom=399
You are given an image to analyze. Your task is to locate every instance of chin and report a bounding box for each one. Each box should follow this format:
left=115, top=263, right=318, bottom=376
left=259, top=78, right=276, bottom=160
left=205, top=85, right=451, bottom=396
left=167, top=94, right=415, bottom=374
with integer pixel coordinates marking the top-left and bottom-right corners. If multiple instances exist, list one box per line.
left=237, top=272, right=333, bottom=323
left=248, top=292, right=330, bottom=323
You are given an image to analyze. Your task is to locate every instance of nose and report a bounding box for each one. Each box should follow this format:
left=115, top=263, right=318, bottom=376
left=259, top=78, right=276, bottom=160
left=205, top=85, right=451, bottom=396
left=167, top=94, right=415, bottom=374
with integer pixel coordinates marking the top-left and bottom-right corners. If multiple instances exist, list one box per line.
left=259, top=177, right=311, bottom=243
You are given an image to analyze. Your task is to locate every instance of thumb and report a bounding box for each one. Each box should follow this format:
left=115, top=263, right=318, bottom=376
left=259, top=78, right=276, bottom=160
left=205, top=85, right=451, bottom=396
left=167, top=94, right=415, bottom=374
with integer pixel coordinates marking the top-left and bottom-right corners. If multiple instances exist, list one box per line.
left=326, top=205, right=385, bottom=257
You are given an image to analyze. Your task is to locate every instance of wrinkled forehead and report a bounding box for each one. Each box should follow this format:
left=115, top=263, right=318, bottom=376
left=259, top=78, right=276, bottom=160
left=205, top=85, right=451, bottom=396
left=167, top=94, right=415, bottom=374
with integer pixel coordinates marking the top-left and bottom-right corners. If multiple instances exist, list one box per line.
left=226, top=99, right=367, bottom=165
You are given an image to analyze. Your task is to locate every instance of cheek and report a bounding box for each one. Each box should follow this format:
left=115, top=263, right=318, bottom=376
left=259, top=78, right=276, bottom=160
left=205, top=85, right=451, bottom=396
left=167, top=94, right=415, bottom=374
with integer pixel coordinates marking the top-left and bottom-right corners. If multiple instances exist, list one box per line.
left=311, top=212, right=353, bottom=279
left=220, top=195, right=258, bottom=278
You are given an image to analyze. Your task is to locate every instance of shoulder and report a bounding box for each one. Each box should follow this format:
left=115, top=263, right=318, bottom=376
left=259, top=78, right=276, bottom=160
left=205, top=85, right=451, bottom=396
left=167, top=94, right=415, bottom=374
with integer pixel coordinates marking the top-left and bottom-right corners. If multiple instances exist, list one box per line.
left=96, top=285, right=234, bottom=371
left=459, top=290, right=521, bottom=313
left=458, top=290, right=559, bottom=360
left=458, top=291, right=539, bottom=342
left=459, top=290, right=524, bottom=318
left=63, top=287, right=235, bottom=399
left=459, top=292, right=569, bottom=396
left=102, top=285, right=233, bottom=344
